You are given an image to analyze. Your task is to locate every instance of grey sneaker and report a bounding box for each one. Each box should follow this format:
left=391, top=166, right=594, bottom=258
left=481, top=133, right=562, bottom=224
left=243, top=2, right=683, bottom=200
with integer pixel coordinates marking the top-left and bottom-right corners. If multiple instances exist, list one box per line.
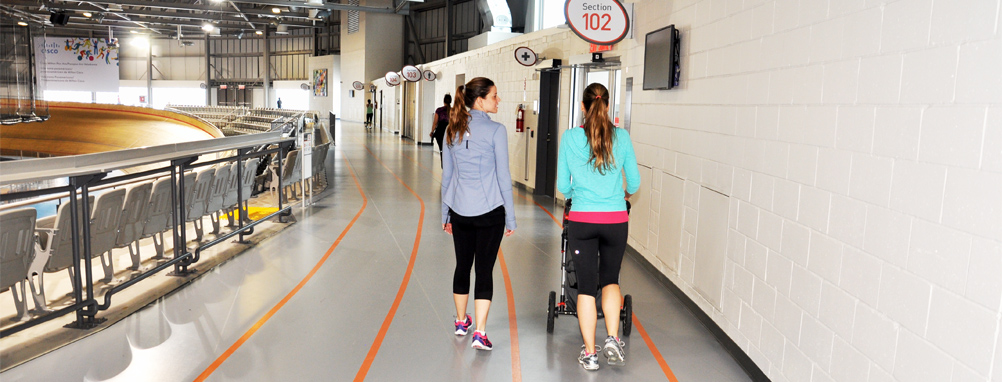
left=603, top=336, right=626, bottom=366
left=578, top=346, right=600, bottom=371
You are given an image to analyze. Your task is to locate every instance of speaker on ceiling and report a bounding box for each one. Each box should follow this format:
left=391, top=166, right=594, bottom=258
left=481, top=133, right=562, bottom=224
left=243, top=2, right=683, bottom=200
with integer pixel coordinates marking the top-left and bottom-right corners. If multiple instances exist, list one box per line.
left=49, top=11, right=70, bottom=26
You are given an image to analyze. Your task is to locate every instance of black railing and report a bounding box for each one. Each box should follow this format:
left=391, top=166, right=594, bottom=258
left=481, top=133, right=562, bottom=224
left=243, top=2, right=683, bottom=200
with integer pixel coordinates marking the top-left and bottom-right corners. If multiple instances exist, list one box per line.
left=0, top=134, right=295, bottom=338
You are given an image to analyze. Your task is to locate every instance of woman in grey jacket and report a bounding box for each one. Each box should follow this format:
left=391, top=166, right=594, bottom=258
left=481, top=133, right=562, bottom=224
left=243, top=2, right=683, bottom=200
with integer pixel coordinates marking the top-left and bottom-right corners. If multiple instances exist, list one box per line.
left=441, top=77, right=516, bottom=351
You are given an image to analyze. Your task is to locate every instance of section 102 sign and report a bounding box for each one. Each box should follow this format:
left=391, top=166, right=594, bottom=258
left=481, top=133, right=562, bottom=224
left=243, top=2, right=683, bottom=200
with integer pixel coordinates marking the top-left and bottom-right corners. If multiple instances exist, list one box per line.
left=564, top=0, right=630, bottom=45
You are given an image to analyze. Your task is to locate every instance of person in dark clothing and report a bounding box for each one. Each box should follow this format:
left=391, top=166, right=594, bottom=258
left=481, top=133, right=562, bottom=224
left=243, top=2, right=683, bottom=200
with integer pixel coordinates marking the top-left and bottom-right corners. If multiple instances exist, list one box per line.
left=276, top=98, right=282, bottom=109
left=429, top=94, right=451, bottom=168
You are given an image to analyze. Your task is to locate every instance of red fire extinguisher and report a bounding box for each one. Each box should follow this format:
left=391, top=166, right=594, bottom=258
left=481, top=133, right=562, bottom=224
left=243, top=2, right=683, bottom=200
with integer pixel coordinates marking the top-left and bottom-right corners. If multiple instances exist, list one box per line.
left=515, top=105, right=525, bottom=133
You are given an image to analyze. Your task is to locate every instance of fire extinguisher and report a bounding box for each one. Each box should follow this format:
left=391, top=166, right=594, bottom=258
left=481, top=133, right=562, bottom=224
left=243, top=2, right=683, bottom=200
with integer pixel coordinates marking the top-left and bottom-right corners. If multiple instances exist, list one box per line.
left=515, top=104, right=525, bottom=133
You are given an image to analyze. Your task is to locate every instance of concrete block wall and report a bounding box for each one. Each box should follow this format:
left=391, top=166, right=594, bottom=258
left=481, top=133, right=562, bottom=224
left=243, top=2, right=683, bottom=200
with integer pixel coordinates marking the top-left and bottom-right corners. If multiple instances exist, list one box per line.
left=416, top=1, right=1002, bottom=381
left=622, top=1, right=1002, bottom=381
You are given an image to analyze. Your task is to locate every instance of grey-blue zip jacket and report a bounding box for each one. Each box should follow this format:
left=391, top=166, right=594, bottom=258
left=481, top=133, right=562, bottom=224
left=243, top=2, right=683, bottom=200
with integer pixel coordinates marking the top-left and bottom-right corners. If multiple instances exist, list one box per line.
left=441, top=109, right=517, bottom=230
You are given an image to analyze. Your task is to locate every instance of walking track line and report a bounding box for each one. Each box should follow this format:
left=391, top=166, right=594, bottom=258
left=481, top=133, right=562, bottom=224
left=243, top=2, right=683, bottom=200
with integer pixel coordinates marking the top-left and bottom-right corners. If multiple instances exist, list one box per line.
left=195, top=148, right=368, bottom=381
left=352, top=143, right=425, bottom=382
left=398, top=143, right=523, bottom=382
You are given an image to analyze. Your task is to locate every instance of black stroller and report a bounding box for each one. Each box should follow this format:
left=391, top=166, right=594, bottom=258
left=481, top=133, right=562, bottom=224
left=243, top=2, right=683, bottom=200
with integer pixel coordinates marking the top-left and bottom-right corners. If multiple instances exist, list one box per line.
left=546, top=199, right=633, bottom=336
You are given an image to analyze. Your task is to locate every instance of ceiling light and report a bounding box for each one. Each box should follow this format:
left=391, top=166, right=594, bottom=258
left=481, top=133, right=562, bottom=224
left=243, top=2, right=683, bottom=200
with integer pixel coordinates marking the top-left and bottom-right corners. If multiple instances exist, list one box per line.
left=201, top=23, right=215, bottom=31
left=94, top=13, right=105, bottom=23
left=255, top=30, right=263, bottom=35
left=130, top=30, right=138, bottom=34
left=83, top=11, right=93, bottom=18
left=307, top=0, right=324, bottom=5
left=17, top=21, right=28, bottom=26
left=272, top=7, right=282, bottom=14
left=130, top=36, right=149, bottom=47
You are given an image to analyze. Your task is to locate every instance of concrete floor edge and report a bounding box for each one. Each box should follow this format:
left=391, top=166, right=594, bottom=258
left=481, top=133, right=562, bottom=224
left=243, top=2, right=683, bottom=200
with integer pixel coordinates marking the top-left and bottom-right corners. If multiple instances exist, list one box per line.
left=625, top=245, right=771, bottom=382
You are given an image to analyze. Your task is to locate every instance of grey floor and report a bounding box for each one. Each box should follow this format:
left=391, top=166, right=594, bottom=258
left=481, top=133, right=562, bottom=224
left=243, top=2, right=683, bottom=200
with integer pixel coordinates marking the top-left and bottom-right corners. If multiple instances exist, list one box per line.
left=0, top=123, right=752, bottom=382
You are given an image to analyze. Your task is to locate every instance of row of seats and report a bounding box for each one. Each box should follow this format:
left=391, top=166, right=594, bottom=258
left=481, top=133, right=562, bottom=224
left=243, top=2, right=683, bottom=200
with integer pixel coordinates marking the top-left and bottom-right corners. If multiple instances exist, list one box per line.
left=0, top=156, right=260, bottom=321
left=269, top=144, right=330, bottom=204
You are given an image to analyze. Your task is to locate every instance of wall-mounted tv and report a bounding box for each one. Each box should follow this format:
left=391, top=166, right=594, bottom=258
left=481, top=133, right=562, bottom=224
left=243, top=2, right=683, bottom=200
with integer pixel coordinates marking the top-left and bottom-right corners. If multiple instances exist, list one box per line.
left=643, top=25, right=681, bottom=90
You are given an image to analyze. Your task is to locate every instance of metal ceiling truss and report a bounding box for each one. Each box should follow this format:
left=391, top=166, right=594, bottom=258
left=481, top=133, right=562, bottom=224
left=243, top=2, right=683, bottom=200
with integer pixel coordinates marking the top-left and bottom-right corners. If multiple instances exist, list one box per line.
left=6, top=0, right=384, bottom=36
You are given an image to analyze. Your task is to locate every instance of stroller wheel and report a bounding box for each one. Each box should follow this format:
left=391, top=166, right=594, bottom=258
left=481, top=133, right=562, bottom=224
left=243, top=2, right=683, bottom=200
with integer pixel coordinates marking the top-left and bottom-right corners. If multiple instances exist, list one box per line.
left=622, top=294, right=633, bottom=336
left=547, top=291, right=556, bottom=334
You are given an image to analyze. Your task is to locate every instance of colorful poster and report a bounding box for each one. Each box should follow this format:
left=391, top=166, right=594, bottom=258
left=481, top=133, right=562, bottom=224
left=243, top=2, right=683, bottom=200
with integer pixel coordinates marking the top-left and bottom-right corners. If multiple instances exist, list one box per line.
left=313, top=69, right=327, bottom=97
left=39, top=37, right=119, bottom=92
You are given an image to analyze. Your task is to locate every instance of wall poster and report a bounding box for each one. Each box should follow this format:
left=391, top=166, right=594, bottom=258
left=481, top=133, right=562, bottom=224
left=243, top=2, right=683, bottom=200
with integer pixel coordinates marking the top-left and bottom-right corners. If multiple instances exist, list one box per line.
left=40, top=37, right=119, bottom=92
left=313, top=69, right=328, bottom=97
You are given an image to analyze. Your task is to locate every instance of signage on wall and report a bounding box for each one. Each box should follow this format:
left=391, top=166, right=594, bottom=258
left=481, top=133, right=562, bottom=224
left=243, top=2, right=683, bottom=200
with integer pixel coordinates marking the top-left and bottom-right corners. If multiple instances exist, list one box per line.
left=39, top=37, right=120, bottom=92
left=423, top=70, right=437, bottom=81
left=385, top=71, right=401, bottom=86
left=564, top=0, right=630, bottom=45
left=352, top=81, right=364, bottom=91
left=514, top=46, right=537, bottom=66
left=401, top=65, right=422, bottom=82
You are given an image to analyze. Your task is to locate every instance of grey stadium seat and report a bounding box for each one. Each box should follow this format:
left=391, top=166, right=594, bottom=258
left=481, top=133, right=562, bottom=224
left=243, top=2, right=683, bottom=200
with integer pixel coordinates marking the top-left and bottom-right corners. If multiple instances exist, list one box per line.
left=114, top=181, right=153, bottom=270
left=1, top=208, right=37, bottom=321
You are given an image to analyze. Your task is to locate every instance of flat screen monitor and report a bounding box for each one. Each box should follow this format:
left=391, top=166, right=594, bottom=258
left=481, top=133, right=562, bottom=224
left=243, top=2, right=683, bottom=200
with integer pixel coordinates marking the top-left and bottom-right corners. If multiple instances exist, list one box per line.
left=643, top=25, right=680, bottom=90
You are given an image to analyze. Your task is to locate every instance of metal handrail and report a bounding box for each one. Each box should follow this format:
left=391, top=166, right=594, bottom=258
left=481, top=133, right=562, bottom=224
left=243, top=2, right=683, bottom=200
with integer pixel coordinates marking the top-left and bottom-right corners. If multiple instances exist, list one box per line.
left=0, top=134, right=294, bottom=338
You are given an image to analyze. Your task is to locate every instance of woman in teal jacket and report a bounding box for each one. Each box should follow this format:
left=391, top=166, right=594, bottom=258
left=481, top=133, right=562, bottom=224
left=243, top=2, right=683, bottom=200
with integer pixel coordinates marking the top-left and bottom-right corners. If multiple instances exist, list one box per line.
left=556, top=83, right=640, bottom=371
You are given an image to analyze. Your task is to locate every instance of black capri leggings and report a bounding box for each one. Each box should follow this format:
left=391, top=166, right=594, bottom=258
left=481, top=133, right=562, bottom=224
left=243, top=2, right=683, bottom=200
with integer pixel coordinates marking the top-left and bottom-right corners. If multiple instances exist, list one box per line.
left=451, top=206, right=506, bottom=301
left=566, top=220, right=628, bottom=297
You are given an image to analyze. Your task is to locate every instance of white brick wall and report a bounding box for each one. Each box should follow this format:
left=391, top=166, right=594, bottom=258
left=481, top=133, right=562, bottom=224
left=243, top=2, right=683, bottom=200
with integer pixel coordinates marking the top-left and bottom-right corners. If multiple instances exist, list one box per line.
left=415, top=1, right=1002, bottom=380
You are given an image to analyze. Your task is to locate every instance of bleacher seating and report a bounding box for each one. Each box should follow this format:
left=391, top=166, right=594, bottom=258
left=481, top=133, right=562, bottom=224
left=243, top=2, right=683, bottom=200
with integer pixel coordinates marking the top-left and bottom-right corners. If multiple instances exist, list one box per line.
left=1, top=208, right=38, bottom=321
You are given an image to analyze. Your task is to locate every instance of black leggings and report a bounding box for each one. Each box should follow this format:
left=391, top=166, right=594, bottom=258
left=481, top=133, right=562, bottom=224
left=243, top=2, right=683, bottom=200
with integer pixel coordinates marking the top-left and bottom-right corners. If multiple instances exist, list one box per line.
left=566, top=220, right=628, bottom=297
left=451, top=207, right=505, bottom=301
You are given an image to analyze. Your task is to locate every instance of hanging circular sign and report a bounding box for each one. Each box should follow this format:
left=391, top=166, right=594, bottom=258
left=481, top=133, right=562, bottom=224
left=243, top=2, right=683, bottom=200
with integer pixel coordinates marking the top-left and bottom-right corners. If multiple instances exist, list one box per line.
left=352, top=81, right=364, bottom=90
left=564, top=0, right=630, bottom=45
left=423, top=70, right=437, bottom=81
left=401, top=65, right=422, bottom=82
left=514, top=46, right=537, bottom=66
left=385, top=71, right=401, bottom=86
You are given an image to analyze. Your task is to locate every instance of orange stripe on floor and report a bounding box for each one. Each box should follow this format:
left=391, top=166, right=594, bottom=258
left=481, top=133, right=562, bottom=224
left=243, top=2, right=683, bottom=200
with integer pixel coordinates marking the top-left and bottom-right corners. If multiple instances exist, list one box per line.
left=521, top=189, right=678, bottom=381
left=633, top=313, right=679, bottom=382
left=396, top=143, right=523, bottom=382
left=353, top=144, right=425, bottom=382
left=498, top=249, right=522, bottom=382
left=514, top=190, right=562, bottom=227
left=195, top=149, right=368, bottom=382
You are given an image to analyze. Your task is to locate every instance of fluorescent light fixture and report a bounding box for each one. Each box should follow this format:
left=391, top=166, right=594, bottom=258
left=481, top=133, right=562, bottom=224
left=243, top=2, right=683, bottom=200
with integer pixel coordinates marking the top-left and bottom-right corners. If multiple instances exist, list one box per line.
left=83, top=12, right=93, bottom=18
left=201, top=23, right=215, bottom=31
left=130, top=36, right=149, bottom=47
left=255, top=30, right=263, bottom=35
left=272, top=7, right=282, bottom=13
left=17, top=21, right=28, bottom=26
left=307, top=0, right=324, bottom=4
left=130, top=30, right=139, bottom=34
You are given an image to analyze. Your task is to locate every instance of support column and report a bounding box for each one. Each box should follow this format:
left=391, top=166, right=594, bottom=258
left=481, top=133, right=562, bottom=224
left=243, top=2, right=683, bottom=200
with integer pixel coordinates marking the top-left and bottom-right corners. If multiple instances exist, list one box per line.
left=445, top=0, right=452, bottom=56
left=205, top=34, right=211, bottom=105
left=147, top=39, right=153, bottom=107
left=263, top=28, right=271, bottom=108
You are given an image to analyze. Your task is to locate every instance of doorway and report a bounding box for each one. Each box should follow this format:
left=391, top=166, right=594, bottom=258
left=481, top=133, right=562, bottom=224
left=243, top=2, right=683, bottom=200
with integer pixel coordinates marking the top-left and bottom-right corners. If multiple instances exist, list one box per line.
left=534, top=68, right=559, bottom=197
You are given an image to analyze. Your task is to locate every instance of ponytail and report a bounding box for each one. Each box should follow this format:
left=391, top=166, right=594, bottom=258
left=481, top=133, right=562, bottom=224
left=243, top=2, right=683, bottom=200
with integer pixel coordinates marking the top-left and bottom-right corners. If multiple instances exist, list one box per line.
left=582, top=83, right=614, bottom=174
left=446, top=77, right=495, bottom=146
left=447, top=85, right=469, bottom=146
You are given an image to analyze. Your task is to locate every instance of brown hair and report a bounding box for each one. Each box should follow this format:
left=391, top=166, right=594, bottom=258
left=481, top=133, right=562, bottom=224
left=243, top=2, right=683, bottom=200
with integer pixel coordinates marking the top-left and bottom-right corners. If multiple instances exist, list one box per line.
left=582, top=83, right=614, bottom=174
left=447, top=77, right=495, bottom=146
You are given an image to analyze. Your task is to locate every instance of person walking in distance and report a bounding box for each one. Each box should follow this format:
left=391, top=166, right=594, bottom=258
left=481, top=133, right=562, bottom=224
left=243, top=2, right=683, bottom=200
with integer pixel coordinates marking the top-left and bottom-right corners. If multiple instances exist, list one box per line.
left=429, top=94, right=451, bottom=168
left=365, top=99, right=374, bottom=128
left=276, top=97, right=283, bottom=109
left=556, top=83, right=640, bottom=371
left=441, top=77, right=516, bottom=351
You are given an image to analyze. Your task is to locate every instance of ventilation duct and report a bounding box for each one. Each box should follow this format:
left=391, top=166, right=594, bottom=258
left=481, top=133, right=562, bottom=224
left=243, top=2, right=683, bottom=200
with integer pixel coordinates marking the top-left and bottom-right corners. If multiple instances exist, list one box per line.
left=475, top=0, right=512, bottom=32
